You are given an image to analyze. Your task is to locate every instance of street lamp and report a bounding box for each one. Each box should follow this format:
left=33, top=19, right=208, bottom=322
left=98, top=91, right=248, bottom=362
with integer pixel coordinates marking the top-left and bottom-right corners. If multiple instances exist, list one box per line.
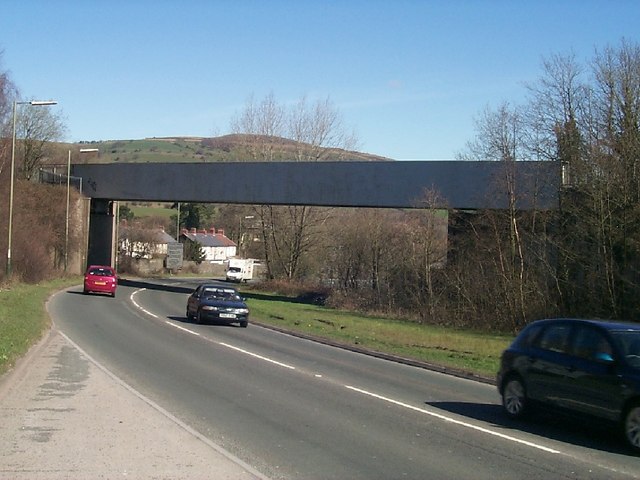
left=65, top=148, right=99, bottom=271
left=6, top=100, right=57, bottom=277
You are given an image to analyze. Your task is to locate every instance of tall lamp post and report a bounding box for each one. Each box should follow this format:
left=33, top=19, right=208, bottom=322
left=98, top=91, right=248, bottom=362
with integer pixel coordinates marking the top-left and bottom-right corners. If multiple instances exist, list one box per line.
left=6, top=100, right=57, bottom=277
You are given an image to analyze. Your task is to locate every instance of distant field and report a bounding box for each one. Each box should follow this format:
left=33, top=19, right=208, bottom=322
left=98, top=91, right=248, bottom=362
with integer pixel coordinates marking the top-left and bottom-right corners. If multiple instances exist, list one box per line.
left=88, top=138, right=227, bottom=163
left=129, top=205, right=175, bottom=218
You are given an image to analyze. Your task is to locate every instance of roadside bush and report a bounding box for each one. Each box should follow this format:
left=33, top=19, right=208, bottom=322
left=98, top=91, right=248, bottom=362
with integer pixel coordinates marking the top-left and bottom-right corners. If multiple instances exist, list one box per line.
left=13, top=232, right=53, bottom=283
left=0, top=177, right=79, bottom=284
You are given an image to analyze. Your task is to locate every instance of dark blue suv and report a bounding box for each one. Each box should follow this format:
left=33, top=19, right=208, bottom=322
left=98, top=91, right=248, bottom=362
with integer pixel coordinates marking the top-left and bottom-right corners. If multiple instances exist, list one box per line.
left=497, top=318, right=640, bottom=451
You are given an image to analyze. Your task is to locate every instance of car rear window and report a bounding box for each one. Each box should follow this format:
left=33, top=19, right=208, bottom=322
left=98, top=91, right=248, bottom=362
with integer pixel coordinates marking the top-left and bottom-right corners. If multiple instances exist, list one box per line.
left=534, top=324, right=572, bottom=353
left=610, top=330, right=640, bottom=367
left=89, top=268, right=113, bottom=276
left=202, top=287, right=240, bottom=300
left=515, top=323, right=544, bottom=348
left=570, top=326, right=613, bottom=361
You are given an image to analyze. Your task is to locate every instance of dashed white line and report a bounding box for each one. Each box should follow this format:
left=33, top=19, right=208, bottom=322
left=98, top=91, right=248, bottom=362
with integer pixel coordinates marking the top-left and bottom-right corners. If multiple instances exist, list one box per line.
left=344, top=385, right=561, bottom=454
left=219, top=342, right=296, bottom=370
left=131, top=288, right=291, bottom=367
left=166, top=321, right=201, bottom=336
left=130, top=286, right=562, bottom=456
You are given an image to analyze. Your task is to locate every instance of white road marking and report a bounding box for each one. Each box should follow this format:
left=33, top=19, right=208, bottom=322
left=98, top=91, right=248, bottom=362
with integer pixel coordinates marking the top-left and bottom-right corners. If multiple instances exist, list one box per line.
left=344, top=385, right=561, bottom=454
left=219, top=342, right=296, bottom=370
left=130, top=286, right=565, bottom=457
left=166, top=321, right=201, bottom=336
left=131, top=288, right=291, bottom=368
left=57, top=331, right=270, bottom=480
left=130, top=289, right=159, bottom=318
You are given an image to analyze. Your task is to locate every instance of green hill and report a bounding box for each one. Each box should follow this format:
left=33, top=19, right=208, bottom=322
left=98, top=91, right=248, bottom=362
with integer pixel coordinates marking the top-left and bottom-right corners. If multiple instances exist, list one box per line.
left=74, top=134, right=391, bottom=163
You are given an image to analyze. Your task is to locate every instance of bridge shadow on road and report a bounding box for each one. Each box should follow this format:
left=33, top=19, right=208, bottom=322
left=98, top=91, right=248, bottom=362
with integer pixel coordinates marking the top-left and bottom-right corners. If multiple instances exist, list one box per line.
left=427, top=401, right=632, bottom=455
left=118, top=278, right=194, bottom=294
left=118, top=278, right=326, bottom=305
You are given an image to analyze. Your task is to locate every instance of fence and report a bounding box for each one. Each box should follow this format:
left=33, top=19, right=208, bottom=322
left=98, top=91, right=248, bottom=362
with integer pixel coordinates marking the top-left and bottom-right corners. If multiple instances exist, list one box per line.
left=39, top=167, right=83, bottom=192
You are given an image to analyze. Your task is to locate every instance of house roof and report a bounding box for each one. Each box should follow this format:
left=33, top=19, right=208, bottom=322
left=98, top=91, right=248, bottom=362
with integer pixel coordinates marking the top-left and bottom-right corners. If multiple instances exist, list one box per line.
left=181, top=228, right=237, bottom=248
left=156, top=230, right=178, bottom=244
left=119, top=226, right=176, bottom=244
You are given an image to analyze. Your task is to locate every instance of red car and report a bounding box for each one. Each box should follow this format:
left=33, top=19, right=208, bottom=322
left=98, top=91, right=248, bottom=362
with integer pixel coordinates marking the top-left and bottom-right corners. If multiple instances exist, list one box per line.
left=83, top=265, right=117, bottom=297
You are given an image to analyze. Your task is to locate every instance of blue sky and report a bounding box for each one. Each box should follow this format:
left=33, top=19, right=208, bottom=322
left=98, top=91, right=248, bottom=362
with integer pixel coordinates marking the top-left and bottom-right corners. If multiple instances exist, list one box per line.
left=2, top=1, right=639, bottom=160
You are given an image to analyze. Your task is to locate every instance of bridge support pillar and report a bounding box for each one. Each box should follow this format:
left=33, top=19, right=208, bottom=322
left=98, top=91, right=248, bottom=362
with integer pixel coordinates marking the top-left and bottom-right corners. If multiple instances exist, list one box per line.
left=86, top=199, right=117, bottom=269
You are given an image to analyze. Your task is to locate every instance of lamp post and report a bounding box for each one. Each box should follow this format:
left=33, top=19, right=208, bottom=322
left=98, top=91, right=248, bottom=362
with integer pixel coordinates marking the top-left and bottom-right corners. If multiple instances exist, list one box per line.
left=6, top=100, right=57, bottom=277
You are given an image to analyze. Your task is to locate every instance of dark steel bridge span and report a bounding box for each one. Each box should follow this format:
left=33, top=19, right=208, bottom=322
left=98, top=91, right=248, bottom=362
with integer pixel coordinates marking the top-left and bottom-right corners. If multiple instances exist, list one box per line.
left=71, top=160, right=561, bottom=267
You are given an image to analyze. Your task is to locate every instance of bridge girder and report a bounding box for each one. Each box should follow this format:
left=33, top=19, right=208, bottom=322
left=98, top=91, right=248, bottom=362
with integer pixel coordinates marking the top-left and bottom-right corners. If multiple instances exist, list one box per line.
left=73, top=160, right=560, bottom=210
left=72, top=160, right=561, bottom=269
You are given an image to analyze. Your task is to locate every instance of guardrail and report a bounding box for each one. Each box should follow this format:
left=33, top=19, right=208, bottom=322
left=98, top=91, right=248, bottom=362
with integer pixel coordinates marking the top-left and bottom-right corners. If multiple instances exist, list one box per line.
left=39, top=167, right=83, bottom=192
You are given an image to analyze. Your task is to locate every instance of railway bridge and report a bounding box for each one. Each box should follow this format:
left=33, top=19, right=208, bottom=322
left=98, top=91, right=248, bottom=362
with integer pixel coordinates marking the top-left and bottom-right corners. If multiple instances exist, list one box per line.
left=71, top=160, right=561, bottom=267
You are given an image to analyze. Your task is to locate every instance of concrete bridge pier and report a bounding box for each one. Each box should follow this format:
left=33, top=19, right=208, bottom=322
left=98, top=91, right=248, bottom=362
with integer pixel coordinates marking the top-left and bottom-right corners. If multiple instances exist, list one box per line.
left=87, top=198, right=117, bottom=268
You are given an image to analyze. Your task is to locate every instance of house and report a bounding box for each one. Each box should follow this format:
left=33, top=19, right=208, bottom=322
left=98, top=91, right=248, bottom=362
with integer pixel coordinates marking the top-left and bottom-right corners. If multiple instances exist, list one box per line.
left=180, top=227, right=237, bottom=262
left=119, top=225, right=177, bottom=259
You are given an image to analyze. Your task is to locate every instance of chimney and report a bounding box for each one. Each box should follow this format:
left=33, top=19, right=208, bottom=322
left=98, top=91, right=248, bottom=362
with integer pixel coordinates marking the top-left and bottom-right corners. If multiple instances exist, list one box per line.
left=181, top=228, right=188, bottom=235
left=190, top=228, right=197, bottom=234
left=218, top=229, right=225, bottom=237
left=209, top=227, right=216, bottom=235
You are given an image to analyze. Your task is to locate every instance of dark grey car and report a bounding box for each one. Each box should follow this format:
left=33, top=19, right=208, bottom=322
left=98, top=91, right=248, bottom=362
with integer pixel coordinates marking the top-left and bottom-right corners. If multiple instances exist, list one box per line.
left=497, top=318, right=640, bottom=452
left=186, top=284, right=249, bottom=328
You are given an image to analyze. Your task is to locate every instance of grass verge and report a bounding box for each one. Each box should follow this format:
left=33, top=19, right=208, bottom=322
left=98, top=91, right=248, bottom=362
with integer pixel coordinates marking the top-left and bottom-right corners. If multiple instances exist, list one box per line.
left=1, top=278, right=512, bottom=382
left=243, top=290, right=513, bottom=380
left=0, top=277, right=81, bottom=376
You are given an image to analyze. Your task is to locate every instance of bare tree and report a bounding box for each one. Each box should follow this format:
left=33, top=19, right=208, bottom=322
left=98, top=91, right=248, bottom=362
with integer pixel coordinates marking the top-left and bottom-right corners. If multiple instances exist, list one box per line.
left=458, top=102, right=551, bottom=329
left=456, top=40, right=640, bottom=325
left=0, top=53, right=18, bottom=177
left=586, top=40, right=640, bottom=318
left=288, top=96, right=358, bottom=161
left=16, top=102, right=66, bottom=180
left=462, top=102, right=526, bottom=162
left=323, top=208, right=399, bottom=309
left=230, top=92, right=285, bottom=161
left=401, top=189, right=449, bottom=321
left=231, top=93, right=358, bottom=280
left=525, top=52, right=588, bottom=162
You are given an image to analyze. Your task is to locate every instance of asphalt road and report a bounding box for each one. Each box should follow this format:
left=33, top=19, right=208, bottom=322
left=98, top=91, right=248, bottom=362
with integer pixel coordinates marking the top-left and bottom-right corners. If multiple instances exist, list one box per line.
left=48, top=278, right=640, bottom=479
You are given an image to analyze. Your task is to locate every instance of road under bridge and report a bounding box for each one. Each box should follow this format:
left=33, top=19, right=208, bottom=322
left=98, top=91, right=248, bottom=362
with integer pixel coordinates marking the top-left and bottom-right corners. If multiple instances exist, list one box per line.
left=71, top=160, right=561, bottom=267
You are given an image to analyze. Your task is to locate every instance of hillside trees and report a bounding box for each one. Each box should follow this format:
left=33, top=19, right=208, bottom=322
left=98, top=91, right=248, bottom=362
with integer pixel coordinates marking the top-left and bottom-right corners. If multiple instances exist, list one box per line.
left=452, top=40, right=640, bottom=327
left=320, top=203, right=449, bottom=322
left=458, top=103, right=549, bottom=330
left=584, top=40, right=640, bottom=318
left=221, top=42, right=640, bottom=329
left=527, top=42, right=640, bottom=320
left=323, top=208, right=401, bottom=310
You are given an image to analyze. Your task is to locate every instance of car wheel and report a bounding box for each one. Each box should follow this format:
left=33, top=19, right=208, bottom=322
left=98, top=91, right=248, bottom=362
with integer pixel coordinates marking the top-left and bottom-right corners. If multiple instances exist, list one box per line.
left=623, top=404, right=640, bottom=452
left=502, top=376, right=528, bottom=419
left=195, top=310, right=203, bottom=324
left=240, top=320, right=248, bottom=328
